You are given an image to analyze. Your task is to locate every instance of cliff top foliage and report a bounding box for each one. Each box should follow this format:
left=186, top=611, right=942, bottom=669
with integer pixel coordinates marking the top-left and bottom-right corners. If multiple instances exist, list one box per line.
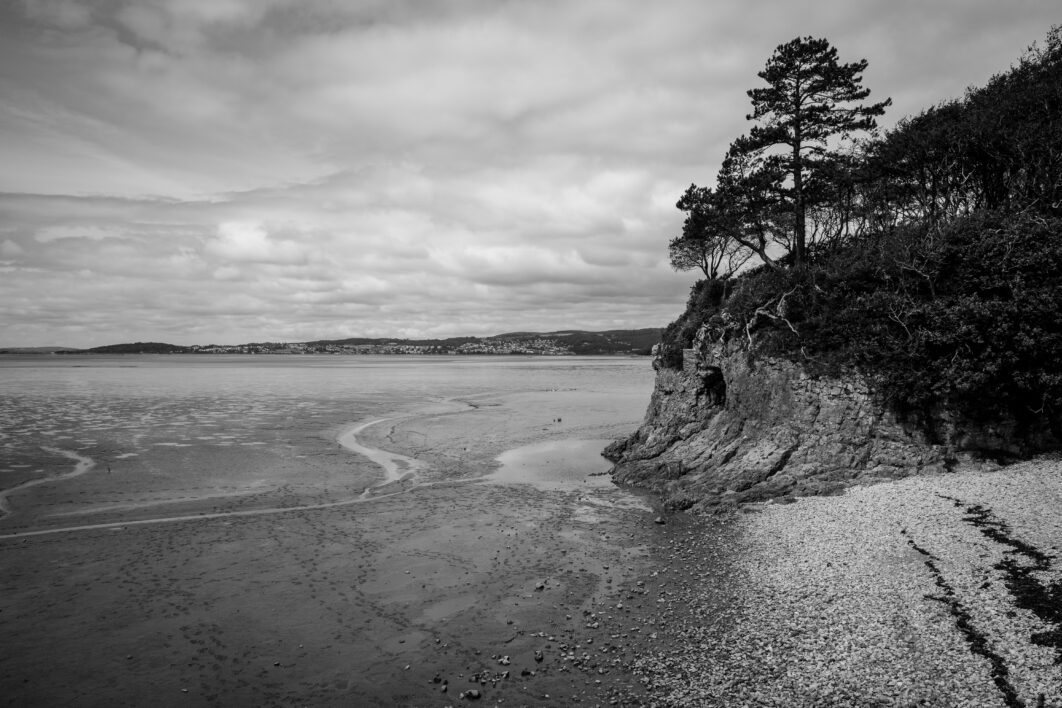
left=663, top=28, right=1062, bottom=436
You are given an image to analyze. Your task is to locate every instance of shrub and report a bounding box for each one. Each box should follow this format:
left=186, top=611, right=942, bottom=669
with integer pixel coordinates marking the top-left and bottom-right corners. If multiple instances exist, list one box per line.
left=663, top=212, right=1062, bottom=440
left=659, top=278, right=729, bottom=366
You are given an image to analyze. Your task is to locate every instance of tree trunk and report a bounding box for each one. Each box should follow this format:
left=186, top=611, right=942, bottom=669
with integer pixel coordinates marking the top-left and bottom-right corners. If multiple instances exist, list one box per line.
left=792, top=131, right=806, bottom=269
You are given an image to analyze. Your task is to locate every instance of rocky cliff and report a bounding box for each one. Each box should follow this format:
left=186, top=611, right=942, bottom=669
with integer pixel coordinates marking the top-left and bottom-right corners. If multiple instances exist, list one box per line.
left=605, top=335, right=949, bottom=512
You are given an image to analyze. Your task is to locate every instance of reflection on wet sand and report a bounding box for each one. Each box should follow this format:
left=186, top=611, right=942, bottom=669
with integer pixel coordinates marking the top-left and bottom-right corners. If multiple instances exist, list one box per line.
left=1, top=357, right=662, bottom=705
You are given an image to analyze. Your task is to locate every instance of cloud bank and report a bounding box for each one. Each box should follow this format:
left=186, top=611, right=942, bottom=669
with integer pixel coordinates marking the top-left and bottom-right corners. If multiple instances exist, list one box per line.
left=0, top=0, right=1058, bottom=346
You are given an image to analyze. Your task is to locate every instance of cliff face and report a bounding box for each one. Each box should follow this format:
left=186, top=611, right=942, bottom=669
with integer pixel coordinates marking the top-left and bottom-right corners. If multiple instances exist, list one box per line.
left=605, top=337, right=947, bottom=512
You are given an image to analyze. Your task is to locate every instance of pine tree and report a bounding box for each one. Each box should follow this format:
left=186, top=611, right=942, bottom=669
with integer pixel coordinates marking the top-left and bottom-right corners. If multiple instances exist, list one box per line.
left=738, top=37, right=890, bottom=268
left=668, top=184, right=752, bottom=280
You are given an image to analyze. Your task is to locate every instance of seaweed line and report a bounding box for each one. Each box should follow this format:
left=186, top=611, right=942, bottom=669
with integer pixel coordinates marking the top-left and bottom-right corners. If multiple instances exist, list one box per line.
left=901, top=527, right=1024, bottom=708
left=940, top=494, right=1062, bottom=667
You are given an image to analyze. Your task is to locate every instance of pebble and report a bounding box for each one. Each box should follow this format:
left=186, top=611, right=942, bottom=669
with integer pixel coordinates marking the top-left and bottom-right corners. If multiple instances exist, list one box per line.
left=621, top=462, right=1062, bottom=706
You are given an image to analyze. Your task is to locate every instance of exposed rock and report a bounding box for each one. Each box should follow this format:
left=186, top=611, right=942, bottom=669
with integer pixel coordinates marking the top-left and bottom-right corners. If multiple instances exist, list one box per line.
left=607, top=337, right=947, bottom=512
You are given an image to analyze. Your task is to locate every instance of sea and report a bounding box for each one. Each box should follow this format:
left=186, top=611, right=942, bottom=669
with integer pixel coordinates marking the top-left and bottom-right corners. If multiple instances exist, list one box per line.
left=0, top=354, right=655, bottom=531
left=0, top=354, right=662, bottom=705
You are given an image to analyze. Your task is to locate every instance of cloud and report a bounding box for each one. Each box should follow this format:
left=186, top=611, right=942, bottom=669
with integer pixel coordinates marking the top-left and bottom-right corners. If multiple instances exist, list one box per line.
left=1, top=239, right=25, bottom=258
left=18, top=0, right=91, bottom=30
left=35, top=224, right=124, bottom=242
left=207, top=222, right=310, bottom=265
left=0, top=0, right=1059, bottom=346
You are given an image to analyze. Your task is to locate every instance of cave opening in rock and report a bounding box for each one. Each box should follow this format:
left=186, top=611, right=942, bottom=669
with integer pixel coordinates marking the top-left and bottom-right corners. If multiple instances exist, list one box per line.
left=704, top=366, right=726, bottom=406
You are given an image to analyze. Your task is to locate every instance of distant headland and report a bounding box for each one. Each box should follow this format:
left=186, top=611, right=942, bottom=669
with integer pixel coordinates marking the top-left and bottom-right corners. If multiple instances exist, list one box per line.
left=2, top=329, right=661, bottom=357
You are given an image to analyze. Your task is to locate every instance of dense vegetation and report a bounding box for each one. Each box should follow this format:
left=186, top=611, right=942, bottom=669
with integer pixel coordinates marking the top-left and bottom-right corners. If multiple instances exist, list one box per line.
left=663, top=29, right=1062, bottom=440
left=84, top=342, right=193, bottom=354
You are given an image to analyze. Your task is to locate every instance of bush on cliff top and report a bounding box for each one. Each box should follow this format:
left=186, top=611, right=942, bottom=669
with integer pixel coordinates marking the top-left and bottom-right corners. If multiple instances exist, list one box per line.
left=663, top=211, right=1062, bottom=438
left=660, top=28, right=1062, bottom=444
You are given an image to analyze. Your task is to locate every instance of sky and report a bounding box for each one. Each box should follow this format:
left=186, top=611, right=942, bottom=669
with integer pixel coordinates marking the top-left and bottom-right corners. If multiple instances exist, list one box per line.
left=0, top=0, right=1058, bottom=348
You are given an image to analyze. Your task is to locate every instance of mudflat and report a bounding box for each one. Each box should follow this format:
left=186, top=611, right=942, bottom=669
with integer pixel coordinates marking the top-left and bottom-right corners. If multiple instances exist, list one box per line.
left=0, top=387, right=683, bottom=706
left=5, top=381, right=1062, bottom=707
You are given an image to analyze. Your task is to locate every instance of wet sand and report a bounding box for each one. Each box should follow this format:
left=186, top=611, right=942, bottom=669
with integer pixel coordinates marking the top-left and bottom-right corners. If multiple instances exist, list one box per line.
left=0, top=446, right=95, bottom=517
left=11, top=375, right=1055, bottom=707
left=0, top=386, right=688, bottom=706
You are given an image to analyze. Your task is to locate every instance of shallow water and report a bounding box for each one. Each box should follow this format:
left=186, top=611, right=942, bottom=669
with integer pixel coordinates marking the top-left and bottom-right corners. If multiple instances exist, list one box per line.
left=490, top=438, right=615, bottom=488
left=0, top=354, right=664, bottom=706
left=0, top=354, right=653, bottom=529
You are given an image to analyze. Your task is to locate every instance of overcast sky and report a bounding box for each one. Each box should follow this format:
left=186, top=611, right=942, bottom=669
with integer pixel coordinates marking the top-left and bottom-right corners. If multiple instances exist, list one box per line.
left=1, top=0, right=1057, bottom=347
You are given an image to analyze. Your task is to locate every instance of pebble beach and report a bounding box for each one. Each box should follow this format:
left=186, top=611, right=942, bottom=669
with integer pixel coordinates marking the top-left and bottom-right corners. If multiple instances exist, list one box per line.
left=623, top=459, right=1062, bottom=707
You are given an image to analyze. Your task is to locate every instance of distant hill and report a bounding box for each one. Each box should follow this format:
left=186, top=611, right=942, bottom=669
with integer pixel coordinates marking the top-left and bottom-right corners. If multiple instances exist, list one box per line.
left=308, top=329, right=662, bottom=355
left=54, top=329, right=663, bottom=356
left=495, top=329, right=663, bottom=355
left=84, top=342, right=193, bottom=354
left=0, top=346, right=80, bottom=354
left=305, top=336, right=481, bottom=348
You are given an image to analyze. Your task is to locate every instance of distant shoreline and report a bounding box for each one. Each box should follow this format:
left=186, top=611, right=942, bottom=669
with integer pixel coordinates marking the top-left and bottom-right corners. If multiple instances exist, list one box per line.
left=0, top=350, right=650, bottom=357
left=0, top=328, right=662, bottom=357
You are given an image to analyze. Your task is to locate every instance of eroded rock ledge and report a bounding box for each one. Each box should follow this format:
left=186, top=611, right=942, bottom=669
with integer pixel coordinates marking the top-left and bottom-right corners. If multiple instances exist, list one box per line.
left=605, top=337, right=946, bottom=512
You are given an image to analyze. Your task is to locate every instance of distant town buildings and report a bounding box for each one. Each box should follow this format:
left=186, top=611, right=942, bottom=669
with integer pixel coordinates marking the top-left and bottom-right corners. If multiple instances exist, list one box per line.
left=186, top=338, right=575, bottom=356
left=39, top=329, right=658, bottom=357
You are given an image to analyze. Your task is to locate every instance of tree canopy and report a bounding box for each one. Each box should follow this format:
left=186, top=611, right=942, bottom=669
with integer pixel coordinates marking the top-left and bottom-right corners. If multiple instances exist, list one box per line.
left=660, top=27, right=1062, bottom=450
left=668, top=36, right=890, bottom=276
left=736, top=36, right=890, bottom=269
left=668, top=184, right=752, bottom=280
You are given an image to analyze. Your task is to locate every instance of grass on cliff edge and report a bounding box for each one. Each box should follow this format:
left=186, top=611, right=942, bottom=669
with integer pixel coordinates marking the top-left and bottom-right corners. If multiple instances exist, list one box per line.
left=661, top=211, right=1062, bottom=445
